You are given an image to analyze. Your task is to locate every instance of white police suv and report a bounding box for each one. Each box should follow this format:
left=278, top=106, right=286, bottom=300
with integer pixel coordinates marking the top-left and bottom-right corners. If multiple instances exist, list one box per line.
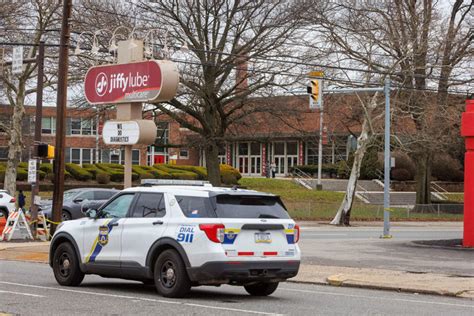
left=49, top=180, right=300, bottom=298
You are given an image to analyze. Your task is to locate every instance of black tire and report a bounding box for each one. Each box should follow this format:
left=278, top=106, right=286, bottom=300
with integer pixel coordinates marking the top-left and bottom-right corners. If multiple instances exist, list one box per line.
left=62, top=210, right=72, bottom=221
left=52, top=242, right=84, bottom=286
left=0, top=209, right=8, bottom=219
left=154, top=249, right=191, bottom=298
left=244, top=282, right=279, bottom=296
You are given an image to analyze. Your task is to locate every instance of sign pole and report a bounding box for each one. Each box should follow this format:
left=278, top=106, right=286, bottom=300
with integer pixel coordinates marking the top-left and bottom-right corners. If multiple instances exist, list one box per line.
left=382, top=79, right=392, bottom=238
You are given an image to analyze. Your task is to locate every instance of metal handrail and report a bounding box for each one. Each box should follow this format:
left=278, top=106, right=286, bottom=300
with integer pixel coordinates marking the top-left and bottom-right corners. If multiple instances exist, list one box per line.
left=430, top=182, right=449, bottom=200
left=292, top=167, right=315, bottom=190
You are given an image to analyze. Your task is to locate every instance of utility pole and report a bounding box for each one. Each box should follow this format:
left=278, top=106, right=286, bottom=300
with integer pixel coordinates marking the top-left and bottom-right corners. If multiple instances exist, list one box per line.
left=30, top=40, right=45, bottom=237
left=51, top=0, right=73, bottom=235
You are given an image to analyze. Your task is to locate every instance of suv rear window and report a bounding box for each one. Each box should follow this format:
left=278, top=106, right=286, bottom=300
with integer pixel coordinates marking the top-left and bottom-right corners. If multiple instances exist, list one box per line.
left=176, top=196, right=216, bottom=218
left=214, top=195, right=290, bottom=219
left=175, top=194, right=289, bottom=219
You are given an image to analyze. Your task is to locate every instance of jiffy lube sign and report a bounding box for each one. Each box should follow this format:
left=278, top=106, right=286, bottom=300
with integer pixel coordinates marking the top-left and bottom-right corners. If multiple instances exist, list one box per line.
left=84, top=60, right=179, bottom=105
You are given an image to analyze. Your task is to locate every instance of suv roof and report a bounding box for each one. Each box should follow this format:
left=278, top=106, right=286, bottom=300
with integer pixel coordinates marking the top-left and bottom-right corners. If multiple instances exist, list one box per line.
left=123, top=185, right=276, bottom=197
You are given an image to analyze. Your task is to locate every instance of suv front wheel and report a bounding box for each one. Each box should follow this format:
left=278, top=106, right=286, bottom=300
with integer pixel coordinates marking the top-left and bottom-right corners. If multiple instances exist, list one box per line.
left=154, top=249, right=191, bottom=298
left=52, top=242, right=84, bottom=286
left=244, top=282, right=279, bottom=296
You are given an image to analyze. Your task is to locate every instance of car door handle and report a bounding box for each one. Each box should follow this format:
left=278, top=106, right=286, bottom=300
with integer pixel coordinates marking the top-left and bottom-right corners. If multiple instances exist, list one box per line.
left=109, top=222, right=119, bottom=227
left=153, top=220, right=164, bottom=225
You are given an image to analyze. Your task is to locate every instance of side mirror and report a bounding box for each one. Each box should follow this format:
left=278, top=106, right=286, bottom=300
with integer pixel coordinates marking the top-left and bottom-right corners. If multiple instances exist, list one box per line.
left=85, top=209, right=98, bottom=219
left=73, top=198, right=84, bottom=203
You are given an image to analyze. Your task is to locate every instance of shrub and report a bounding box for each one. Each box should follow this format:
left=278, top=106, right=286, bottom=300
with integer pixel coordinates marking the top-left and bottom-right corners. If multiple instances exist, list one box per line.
left=150, top=169, right=172, bottom=179
left=65, top=163, right=92, bottom=181
left=221, top=172, right=238, bottom=185
left=47, top=170, right=72, bottom=183
left=290, top=164, right=338, bottom=177
left=337, top=160, right=351, bottom=179
left=16, top=169, right=28, bottom=181
left=169, top=171, right=199, bottom=180
left=432, top=154, right=464, bottom=182
left=220, top=164, right=241, bottom=181
left=109, top=171, right=124, bottom=182
left=38, top=170, right=46, bottom=180
left=132, top=165, right=154, bottom=179
left=96, top=172, right=110, bottom=184
left=39, top=163, right=53, bottom=174
left=169, top=165, right=208, bottom=179
left=18, top=162, right=28, bottom=169
left=391, top=168, right=412, bottom=181
left=82, top=163, right=100, bottom=179
left=386, top=151, right=416, bottom=181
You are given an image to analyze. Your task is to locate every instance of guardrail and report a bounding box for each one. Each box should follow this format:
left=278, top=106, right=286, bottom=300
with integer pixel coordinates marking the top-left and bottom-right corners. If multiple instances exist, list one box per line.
left=431, top=182, right=449, bottom=201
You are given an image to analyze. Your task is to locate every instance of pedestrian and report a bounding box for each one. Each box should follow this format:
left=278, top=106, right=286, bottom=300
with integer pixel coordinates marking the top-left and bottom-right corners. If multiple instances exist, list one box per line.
left=265, top=161, right=270, bottom=178
left=271, top=161, right=277, bottom=178
left=18, top=190, right=26, bottom=211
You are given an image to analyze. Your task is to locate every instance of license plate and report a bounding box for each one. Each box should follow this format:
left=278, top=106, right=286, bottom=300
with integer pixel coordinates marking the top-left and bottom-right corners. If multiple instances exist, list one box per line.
left=255, top=232, right=272, bottom=243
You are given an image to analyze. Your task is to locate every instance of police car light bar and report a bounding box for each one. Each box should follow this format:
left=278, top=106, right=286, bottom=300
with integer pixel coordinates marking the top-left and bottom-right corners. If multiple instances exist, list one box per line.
left=140, top=179, right=213, bottom=187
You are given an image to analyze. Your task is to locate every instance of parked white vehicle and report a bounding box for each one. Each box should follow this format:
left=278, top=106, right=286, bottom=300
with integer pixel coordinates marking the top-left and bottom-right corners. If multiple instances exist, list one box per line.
left=49, top=181, right=301, bottom=298
left=0, top=190, right=16, bottom=219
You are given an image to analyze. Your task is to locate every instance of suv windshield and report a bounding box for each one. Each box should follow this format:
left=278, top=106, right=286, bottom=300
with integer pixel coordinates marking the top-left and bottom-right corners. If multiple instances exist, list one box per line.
left=214, top=195, right=290, bottom=219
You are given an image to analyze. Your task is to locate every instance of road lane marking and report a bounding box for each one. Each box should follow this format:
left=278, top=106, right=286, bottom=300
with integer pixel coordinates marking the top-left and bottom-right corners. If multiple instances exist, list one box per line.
left=0, top=290, right=45, bottom=298
left=301, top=233, right=348, bottom=236
left=0, top=281, right=280, bottom=315
left=279, top=287, right=474, bottom=309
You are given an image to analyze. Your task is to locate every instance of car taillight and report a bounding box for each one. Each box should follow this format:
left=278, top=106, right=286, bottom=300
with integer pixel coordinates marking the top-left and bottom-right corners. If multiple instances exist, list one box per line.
left=294, top=225, right=300, bottom=243
left=199, top=224, right=225, bottom=243
left=9, top=197, right=16, bottom=203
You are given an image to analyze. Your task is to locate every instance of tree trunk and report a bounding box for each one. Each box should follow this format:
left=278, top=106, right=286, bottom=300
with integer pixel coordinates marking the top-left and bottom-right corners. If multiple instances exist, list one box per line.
left=3, top=100, right=25, bottom=196
left=415, top=152, right=432, bottom=205
left=204, top=140, right=221, bottom=186
left=330, top=137, right=369, bottom=226
left=330, top=93, right=378, bottom=226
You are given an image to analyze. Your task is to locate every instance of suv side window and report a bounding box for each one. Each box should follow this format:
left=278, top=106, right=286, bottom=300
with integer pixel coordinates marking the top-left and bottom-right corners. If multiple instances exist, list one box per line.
left=101, top=194, right=135, bottom=218
left=95, top=190, right=116, bottom=200
left=76, top=191, right=94, bottom=201
left=132, top=193, right=166, bottom=218
left=175, top=195, right=215, bottom=218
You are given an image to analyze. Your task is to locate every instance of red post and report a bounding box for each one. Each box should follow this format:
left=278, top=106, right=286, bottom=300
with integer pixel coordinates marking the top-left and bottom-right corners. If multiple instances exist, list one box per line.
left=461, top=98, right=474, bottom=247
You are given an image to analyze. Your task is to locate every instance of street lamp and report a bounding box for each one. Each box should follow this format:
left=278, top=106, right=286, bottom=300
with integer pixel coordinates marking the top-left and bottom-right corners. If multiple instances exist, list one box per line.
left=108, top=26, right=132, bottom=53
left=91, top=29, right=111, bottom=55
left=74, top=31, right=93, bottom=55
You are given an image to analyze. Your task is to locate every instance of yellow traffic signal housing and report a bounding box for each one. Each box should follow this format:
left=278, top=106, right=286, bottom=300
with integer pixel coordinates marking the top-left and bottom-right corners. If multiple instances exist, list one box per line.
left=37, top=143, right=55, bottom=159
left=47, top=144, right=55, bottom=159
left=310, top=80, right=319, bottom=101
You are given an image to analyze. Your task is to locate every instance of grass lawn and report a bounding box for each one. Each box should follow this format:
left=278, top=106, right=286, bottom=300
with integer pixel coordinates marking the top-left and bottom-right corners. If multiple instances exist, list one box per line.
left=444, top=193, right=464, bottom=203
left=239, top=178, right=463, bottom=221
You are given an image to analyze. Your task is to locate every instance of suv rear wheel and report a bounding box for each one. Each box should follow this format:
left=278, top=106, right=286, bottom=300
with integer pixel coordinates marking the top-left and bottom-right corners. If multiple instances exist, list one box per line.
left=154, top=249, right=191, bottom=298
left=244, top=282, right=279, bottom=296
left=52, top=242, right=84, bottom=286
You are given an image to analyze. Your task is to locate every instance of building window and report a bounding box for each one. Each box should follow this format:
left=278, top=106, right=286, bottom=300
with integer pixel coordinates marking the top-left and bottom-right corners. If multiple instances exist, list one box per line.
left=179, top=149, right=189, bottom=159
left=41, top=117, right=56, bottom=134
left=113, top=149, right=141, bottom=165
left=69, top=148, right=96, bottom=165
left=70, top=117, right=96, bottom=135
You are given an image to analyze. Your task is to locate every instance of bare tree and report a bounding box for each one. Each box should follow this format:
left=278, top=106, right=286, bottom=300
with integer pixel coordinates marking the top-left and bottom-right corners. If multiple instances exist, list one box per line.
left=308, top=0, right=473, bottom=204
left=135, top=0, right=307, bottom=185
left=0, top=0, right=61, bottom=195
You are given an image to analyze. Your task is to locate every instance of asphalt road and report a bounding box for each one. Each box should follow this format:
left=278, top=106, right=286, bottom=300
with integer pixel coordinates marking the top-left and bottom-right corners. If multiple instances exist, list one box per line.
left=298, top=224, right=474, bottom=276
left=1, top=261, right=473, bottom=315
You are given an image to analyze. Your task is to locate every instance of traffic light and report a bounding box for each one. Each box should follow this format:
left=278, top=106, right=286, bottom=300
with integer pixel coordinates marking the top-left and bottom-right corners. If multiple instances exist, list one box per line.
left=308, top=79, right=322, bottom=109
left=37, top=143, right=55, bottom=159
left=310, top=80, right=319, bottom=102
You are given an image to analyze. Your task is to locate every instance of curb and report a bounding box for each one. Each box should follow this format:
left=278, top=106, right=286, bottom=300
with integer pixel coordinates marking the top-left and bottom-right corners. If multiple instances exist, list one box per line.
left=288, top=275, right=474, bottom=300
left=408, top=240, right=474, bottom=251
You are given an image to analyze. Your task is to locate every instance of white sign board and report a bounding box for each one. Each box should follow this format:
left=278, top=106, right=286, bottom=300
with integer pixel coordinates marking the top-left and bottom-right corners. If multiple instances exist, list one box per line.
left=102, top=121, right=140, bottom=145
left=391, top=157, right=396, bottom=168
left=12, top=46, right=23, bottom=75
left=28, top=159, right=37, bottom=183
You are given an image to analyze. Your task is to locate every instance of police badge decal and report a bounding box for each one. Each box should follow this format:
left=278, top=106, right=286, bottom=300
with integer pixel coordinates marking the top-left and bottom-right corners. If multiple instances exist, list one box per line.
left=98, top=225, right=109, bottom=246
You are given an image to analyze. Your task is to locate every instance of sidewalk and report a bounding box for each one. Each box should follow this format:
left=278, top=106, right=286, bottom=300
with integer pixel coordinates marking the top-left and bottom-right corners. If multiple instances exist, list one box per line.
left=0, top=240, right=472, bottom=299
